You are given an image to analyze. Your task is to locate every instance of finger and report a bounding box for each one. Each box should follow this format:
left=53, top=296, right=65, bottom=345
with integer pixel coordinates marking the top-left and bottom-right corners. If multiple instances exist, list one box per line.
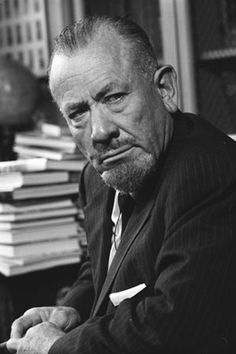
left=63, top=311, right=80, bottom=332
left=5, top=338, right=18, bottom=354
left=10, top=313, right=42, bottom=339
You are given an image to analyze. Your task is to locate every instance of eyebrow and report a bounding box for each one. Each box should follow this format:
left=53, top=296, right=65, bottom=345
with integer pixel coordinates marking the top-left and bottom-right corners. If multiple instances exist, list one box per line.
left=64, top=83, right=115, bottom=112
left=94, top=82, right=117, bottom=101
left=64, top=81, right=128, bottom=116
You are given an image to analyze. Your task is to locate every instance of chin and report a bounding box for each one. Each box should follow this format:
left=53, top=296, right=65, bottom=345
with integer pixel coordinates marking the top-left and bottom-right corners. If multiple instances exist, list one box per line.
left=101, top=154, right=155, bottom=193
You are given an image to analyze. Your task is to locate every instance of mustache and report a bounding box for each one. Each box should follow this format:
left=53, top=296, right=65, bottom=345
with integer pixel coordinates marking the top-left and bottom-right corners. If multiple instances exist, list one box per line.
left=92, top=137, right=135, bottom=158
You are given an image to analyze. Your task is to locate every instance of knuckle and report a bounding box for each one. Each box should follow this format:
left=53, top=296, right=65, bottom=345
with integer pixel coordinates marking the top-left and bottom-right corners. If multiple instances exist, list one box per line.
left=55, top=306, right=66, bottom=313
left=11, top=316, right=23, bottom=328
left=24, top=307, right=38, bottom=316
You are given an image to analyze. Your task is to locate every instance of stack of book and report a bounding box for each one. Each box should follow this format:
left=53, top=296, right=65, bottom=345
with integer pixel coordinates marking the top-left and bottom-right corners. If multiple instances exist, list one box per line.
left=0, top=123, right=86, bottom=277
left=14, top=122, right=84, bottom=164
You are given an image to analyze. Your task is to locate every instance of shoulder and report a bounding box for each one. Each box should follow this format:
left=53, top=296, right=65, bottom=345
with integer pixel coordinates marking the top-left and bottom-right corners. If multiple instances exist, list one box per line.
left=168, top=111, right=236, bottom=168
left=175, top=111, right=236, bottom=145
left=160, top=111, right=236, bottom=198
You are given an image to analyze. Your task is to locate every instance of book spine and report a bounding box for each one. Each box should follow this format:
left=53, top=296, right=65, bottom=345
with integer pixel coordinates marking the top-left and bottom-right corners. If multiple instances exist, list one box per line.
left=0, top=159, right=47, bottom=173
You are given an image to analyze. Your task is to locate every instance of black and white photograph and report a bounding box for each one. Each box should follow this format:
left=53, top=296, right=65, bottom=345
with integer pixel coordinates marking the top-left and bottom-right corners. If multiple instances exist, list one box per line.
left=0, top=1, right=236, bottom=353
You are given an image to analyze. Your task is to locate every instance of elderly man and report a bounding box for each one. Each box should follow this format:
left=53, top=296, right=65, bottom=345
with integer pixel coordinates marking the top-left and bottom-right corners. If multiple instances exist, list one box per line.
left=6, top=16, right=236, bottom=354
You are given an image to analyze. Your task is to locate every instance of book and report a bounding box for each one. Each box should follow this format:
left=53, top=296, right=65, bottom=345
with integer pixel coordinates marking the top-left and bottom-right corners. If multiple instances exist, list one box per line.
left=0, top=171, right=69, bottom=190
left=40, top=123, right=70, bottom=137
left=0, top=251, right=80, bottom=276
left=0, top=206, right=78, bottom=222
left=0, top=198, right=74, bottom=213
left=14, top=145, right=80, bottom=161
left=15, top=131, right=76, bottom=153
left=0, top=216, right=75, bottom=230
left=0, top=158, right=86, bottom=173
left=0, top=250, right=80, bottom=266
left=0, top=237, right=79, bottom=257
left=0, top=182, right=78, bottom=201
left=0, top=222, right=78, bottom=244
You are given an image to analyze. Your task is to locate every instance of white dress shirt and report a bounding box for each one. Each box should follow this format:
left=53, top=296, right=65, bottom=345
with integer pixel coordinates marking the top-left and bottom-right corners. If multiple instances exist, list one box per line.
left=108, top=191, right=122, bottom=270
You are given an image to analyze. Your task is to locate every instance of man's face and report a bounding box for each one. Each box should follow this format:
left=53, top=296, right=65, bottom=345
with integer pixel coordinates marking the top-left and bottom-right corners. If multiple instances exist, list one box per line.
left=50, top=35, right=172, bottom=193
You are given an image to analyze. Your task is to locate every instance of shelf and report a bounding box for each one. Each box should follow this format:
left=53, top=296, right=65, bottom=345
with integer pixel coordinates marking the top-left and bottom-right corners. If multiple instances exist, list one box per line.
left=200, top=47, right=236, bottom=61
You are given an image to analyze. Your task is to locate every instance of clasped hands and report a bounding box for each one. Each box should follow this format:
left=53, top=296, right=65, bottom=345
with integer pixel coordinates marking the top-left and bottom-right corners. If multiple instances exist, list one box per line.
left=5, top=306, right=80, bottom=354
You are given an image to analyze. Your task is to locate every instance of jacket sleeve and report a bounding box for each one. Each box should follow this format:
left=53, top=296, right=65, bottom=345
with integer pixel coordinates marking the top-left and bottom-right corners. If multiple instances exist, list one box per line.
left=49, top=149, right=236, bottom=354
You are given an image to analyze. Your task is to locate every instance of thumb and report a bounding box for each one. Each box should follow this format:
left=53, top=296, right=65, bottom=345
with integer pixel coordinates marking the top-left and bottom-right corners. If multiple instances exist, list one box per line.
left=49, top=307, right=80, bottom=332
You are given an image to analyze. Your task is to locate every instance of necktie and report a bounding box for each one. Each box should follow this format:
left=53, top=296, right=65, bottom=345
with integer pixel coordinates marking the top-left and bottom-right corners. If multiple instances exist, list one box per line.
left=118, top=193, right=135, bottom=234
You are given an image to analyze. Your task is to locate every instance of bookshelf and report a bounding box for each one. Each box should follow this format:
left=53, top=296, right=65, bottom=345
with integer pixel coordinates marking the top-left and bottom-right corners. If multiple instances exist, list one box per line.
left=0, top=0, right=49, bottom=77
left=201, top=47, right=236, bottom=60
left=190, top=0, right=236, bottom=134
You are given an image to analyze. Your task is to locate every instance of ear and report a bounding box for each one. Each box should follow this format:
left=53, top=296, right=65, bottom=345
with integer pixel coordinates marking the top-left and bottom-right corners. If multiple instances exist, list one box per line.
left=153, top=65, right=178, bottom=113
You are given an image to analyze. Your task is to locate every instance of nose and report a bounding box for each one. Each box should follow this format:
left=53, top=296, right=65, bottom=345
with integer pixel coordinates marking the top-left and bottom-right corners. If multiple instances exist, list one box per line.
left=90, top=108, right=119, bottom=146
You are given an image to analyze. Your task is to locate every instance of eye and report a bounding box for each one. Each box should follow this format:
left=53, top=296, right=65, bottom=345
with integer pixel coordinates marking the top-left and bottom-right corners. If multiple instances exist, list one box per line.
left=68, top=104, right=89, bottom=121
left=104, top=92, right=126, bottom=104
left=69, top=110, right=86, bottom=120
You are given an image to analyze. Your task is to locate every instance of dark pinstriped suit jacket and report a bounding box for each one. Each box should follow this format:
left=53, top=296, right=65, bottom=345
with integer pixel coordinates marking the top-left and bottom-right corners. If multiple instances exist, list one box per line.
left=50, top=112, right=236, bottom=354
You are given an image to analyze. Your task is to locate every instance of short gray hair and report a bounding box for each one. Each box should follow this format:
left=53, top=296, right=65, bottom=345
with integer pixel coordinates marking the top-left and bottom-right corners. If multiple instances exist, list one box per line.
left=49, top=16, right=158, bottom=77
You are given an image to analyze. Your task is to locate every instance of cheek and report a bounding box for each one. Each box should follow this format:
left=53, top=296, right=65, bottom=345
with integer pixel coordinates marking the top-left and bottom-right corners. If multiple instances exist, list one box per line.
left=64, top=118, right=90, bottom=151
left=63, top=124, right=86, bottom=155
left=136, top=116, right=161, bottom=154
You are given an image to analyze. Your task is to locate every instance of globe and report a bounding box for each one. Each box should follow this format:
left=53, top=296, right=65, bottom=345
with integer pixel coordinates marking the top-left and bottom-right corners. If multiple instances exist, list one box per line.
left=0, top=55, right=40, bottom=127
left=0, top=56, right=41, bottom=160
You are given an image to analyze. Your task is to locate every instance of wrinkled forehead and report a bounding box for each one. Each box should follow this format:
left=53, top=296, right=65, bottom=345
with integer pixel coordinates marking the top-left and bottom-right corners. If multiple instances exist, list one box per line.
left=49, top=35, right=135, bottom=97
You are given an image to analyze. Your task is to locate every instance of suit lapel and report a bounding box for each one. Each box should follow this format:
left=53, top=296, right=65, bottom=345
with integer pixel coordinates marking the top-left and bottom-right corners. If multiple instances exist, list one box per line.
left=92, top=192, right=156, bottom=316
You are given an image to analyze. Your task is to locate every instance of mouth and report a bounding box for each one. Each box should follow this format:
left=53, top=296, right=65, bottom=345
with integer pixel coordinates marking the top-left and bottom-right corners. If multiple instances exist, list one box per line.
left=99, top=145, right=134, bottom=167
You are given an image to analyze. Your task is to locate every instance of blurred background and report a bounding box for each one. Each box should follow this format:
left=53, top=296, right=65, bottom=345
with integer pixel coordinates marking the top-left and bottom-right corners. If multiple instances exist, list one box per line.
left=0, top=0, right=236, bottom=341
left=1, top=0, right=236, bottom=137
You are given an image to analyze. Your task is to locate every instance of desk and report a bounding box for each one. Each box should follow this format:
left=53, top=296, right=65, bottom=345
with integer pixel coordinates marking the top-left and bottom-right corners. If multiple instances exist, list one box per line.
left=0, top=263, right=80, bottom=341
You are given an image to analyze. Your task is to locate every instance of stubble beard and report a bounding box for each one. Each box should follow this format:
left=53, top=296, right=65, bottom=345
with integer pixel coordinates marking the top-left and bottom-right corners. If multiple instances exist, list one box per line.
left=101, top=153, right=156, bottom=193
